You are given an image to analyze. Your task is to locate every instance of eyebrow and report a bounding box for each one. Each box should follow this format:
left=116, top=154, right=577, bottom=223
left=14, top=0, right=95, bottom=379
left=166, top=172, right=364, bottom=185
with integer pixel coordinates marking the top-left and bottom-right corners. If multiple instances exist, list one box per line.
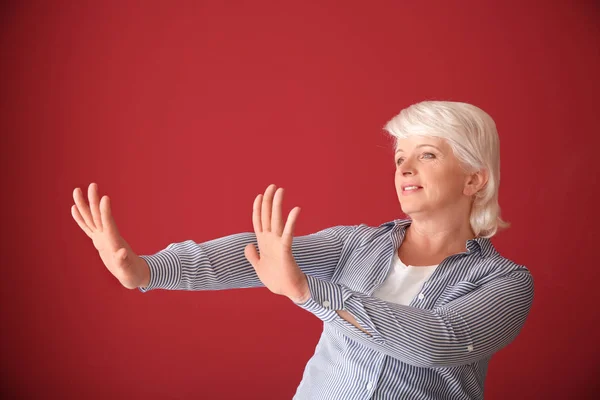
left=395, top=144, right=443, bottom=154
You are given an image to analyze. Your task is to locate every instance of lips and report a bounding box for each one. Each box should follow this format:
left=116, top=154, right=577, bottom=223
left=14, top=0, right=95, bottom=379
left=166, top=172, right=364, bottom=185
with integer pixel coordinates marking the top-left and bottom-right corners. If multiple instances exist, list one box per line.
left=402, top=185, right=423, bottom=191
left=401, top=185, right=423, bottom=195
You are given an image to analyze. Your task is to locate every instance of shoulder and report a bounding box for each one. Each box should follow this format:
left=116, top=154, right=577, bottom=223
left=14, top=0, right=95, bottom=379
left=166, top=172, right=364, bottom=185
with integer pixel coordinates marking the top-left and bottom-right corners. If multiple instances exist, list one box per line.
left=471, top=237, right=531, bottom=274
left=478, top=250, right=534, bottom=292
left=348, top=218, right=409, bottom=245
left=356, top=218, right=404, bottom=234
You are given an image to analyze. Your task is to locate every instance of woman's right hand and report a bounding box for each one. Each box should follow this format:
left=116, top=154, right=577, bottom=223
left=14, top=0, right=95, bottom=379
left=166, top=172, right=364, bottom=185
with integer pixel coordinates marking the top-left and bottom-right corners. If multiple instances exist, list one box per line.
left=71, top=183, right=149, bottom=289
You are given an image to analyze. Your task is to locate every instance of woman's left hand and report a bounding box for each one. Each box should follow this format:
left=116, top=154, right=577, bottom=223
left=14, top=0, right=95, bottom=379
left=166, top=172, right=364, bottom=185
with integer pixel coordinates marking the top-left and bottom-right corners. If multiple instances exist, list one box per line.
left=244, top=184, right=310, bottom=304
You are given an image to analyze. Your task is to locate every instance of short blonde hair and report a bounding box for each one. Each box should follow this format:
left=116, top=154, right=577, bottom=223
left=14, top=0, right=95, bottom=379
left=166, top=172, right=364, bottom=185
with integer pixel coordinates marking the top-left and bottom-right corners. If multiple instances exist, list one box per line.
left=383, top=100, right=509, bottom=238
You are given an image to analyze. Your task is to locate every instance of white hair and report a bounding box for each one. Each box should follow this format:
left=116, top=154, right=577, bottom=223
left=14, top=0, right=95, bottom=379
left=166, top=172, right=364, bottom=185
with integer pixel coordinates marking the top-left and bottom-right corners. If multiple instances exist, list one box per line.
left=383, top=100, right=509, bottom=238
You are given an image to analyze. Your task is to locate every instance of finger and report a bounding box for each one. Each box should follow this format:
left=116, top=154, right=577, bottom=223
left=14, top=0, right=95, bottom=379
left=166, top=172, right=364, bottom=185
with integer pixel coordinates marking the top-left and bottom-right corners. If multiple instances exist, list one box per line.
left=71, top=204, right=93, bottom=238
left=244, top=243, right=260, bottom=268
left=73, top=187, right=96, bottom=231
left=261, top=184, right=277, bottom=232
left=272, top=188, right=284, bottom=236
left=100, top=195, right=121, bottom=238
left=89, top=183, right=103, bottom=232
left=252, top=194, right=263, bottom=233
left=282, top=207, right=301, bottom=248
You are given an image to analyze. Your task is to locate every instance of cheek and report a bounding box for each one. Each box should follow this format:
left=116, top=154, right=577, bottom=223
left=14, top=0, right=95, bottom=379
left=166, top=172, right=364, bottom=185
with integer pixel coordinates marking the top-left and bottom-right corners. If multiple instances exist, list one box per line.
left=426, top=169, right=463, bottom=201
left=394, top=170, right=402, bottom=188
left=428, top=186, right=445, bottom=202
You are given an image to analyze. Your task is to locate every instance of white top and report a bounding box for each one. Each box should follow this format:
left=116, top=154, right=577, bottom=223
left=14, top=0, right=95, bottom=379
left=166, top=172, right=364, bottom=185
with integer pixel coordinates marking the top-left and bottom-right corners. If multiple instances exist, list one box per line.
left=373, top=250, right=439, bottom=306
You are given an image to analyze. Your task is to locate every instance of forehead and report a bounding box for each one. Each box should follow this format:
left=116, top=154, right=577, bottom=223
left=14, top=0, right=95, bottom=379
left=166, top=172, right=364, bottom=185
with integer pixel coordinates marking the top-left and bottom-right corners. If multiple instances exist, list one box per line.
left=395, top=136, right=447, bottom=152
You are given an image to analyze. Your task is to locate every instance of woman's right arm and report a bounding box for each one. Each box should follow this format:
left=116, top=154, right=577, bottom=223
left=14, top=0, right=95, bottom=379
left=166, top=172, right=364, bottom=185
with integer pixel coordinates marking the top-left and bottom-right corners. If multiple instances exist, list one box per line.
left=138, top=225, right=358, bottom=293
left=71, top=182, right=358, bottom=293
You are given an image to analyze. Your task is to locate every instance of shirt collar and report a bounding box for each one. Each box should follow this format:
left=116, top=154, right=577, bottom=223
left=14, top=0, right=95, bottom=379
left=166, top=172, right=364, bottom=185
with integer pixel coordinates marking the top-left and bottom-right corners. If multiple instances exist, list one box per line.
left=380, top=218, right=497, bottom=259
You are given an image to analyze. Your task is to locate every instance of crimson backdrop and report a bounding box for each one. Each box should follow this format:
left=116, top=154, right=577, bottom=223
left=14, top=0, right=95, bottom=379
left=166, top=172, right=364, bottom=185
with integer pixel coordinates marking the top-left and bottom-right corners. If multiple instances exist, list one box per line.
left=1, top=1, right=599, bottom=399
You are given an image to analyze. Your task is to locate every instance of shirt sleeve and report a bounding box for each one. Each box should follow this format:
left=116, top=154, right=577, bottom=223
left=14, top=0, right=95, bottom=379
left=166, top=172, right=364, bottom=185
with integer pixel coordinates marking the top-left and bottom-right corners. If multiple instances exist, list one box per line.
left=137, top=225, right=358, bottom=293
left=294, top=268, right=534, bottom=368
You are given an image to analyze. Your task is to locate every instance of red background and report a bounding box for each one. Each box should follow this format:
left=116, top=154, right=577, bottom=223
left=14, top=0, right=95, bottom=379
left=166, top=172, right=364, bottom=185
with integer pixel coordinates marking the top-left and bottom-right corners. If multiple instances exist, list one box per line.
left=1, top=0, right=599, bottom=398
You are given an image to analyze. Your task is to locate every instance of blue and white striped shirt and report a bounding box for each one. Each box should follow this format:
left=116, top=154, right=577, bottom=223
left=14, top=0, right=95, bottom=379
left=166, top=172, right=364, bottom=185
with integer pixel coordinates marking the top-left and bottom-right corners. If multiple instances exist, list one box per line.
left=139, top=218, right=534, bottom=399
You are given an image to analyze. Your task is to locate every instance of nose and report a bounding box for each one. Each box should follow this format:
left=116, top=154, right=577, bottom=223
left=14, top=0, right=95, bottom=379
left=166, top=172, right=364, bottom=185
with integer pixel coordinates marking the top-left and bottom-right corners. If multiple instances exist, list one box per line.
left=400, top=158, right=416, bottom=176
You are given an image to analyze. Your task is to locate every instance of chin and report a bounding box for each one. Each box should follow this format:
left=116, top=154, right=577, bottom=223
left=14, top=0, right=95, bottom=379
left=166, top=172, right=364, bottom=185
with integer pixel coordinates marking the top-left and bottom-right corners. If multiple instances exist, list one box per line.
left=399, top=204, right=418, bottom=214
left=399, top=202, right=429, bottom=216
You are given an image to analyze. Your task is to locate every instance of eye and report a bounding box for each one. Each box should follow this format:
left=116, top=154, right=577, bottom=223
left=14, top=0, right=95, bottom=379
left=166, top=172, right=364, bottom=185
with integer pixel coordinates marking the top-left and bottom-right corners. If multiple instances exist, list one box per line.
left=396, top=152, right=436, bottom=166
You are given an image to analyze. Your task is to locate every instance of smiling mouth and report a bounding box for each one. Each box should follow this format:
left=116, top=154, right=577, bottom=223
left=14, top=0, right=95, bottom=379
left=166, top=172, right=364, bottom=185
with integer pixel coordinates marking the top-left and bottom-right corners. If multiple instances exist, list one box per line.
left=402, top=186, right=423, bottom=194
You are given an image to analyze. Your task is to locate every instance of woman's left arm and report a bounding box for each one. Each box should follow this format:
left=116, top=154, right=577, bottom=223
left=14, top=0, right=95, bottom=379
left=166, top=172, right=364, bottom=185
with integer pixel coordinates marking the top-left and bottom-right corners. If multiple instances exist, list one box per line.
left=244, top=185, right=534, bottom=369
left=295, top=269, right=534, bottom=368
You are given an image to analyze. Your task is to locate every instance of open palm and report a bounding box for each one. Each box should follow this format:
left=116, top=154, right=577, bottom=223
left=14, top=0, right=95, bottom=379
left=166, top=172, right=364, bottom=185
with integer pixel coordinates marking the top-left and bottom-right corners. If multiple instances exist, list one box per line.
left=71, top=183, right=145, bottom=289
left=244, top=184, right=308, bottom=302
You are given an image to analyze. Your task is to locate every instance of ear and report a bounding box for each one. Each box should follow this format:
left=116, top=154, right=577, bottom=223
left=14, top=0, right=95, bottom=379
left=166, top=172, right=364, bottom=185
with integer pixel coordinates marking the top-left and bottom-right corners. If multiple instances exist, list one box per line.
left=463, top=169, right=489, bottom=197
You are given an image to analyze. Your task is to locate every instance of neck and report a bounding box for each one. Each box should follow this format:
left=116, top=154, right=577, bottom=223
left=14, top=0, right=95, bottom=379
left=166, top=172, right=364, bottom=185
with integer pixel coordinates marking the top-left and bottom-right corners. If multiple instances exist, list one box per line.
left=403, top=213, right=475, bottom=256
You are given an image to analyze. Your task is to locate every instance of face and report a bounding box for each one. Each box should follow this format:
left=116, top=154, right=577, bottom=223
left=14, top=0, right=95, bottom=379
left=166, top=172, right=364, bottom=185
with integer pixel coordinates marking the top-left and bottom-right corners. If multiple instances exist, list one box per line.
left=394, top=136, right=481, bottom=217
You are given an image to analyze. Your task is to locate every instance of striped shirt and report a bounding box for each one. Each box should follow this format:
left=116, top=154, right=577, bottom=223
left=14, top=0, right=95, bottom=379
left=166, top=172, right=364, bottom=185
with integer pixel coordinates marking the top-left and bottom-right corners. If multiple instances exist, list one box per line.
left=138, top=218, right=535, bottom=399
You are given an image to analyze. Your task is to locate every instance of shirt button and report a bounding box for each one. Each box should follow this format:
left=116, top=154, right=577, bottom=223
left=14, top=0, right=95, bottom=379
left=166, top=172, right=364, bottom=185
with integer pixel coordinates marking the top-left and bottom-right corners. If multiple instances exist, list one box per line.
left=417, top=293, right=425, bottom=300
left=322, top=300, right=331, bottom=308
left=366, top=382, right=373, bottom=390
left=467, top=345, right=474, bottom=352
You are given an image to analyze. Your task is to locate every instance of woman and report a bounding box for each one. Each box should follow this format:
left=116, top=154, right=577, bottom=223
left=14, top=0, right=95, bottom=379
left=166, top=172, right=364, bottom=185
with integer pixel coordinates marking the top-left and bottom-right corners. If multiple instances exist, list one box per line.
left=71, top=100, right=534, bottom=399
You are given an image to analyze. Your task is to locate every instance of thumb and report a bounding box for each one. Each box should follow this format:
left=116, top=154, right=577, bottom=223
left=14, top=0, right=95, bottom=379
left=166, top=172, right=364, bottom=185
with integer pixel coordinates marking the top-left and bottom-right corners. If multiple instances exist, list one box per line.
left=244, top=244, right=259, bottom=268
left=113, top=247, right=127, bottom=261
left=114, top=248, right=128, bottom=268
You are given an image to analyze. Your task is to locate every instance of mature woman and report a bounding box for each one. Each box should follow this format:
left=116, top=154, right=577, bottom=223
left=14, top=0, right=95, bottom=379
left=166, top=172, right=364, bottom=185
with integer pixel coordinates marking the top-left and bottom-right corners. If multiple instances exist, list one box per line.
left=71, top=100, right=534, bottom=399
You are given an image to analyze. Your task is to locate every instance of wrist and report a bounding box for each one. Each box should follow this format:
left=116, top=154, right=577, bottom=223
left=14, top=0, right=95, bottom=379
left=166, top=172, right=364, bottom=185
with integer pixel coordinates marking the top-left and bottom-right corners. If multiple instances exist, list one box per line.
left=137, top=256, right=150, bottom=288
left=289, top=274, right=310, bottom=304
